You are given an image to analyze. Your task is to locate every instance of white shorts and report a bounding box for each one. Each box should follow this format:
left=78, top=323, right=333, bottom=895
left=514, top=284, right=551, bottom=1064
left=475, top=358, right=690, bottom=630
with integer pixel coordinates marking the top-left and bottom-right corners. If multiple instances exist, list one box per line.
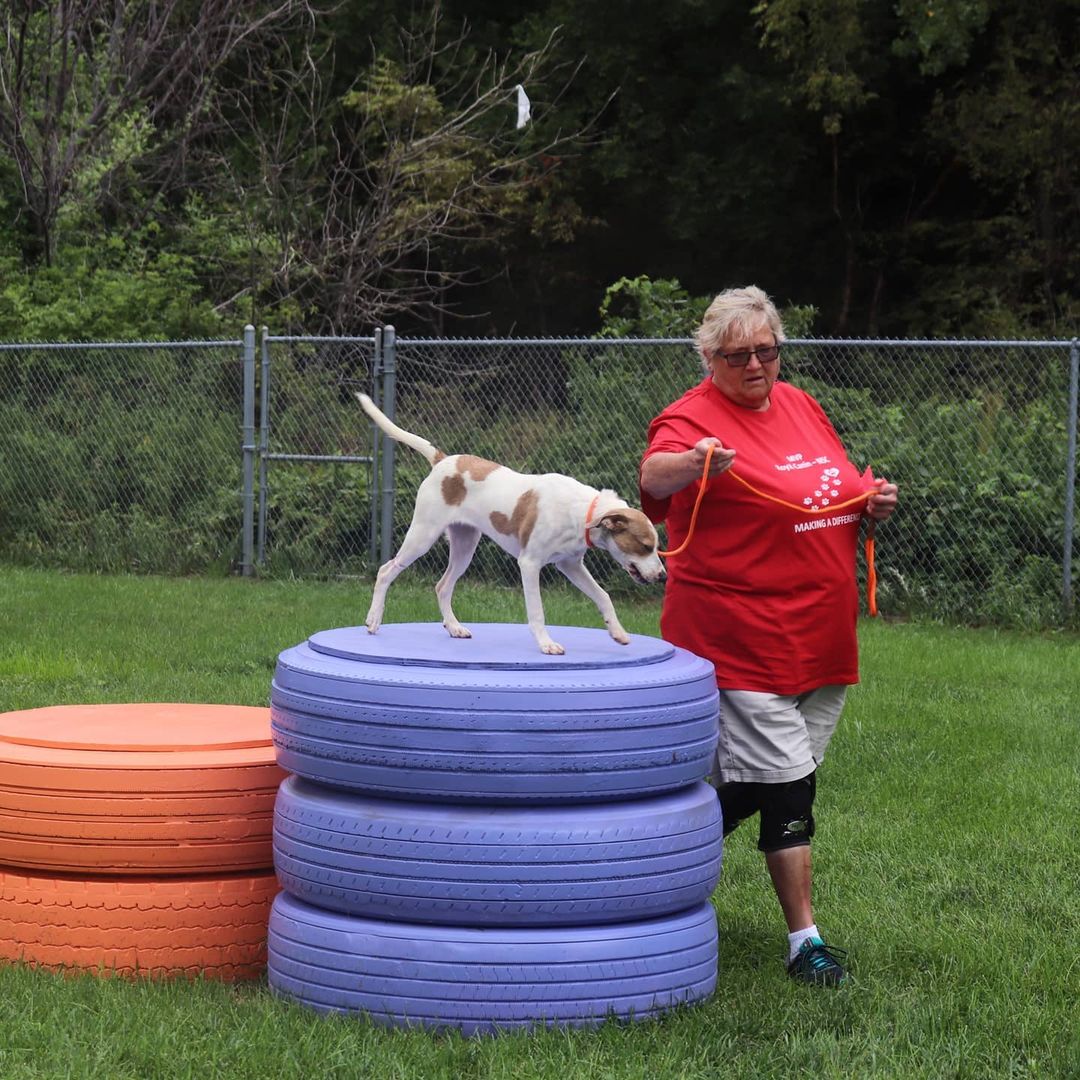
left=712, top=685, right=848, bottom=784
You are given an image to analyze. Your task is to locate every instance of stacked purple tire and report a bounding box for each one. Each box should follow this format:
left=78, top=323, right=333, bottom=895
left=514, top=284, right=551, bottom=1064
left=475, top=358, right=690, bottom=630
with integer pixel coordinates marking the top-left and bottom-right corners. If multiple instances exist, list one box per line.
left=267, top=622, right=722, bottom=1035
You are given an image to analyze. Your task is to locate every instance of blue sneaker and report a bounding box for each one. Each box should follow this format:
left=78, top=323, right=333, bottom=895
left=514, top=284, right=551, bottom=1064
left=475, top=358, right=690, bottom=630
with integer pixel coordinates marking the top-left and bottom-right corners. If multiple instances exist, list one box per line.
left=787, top=936, right=848, bottom=986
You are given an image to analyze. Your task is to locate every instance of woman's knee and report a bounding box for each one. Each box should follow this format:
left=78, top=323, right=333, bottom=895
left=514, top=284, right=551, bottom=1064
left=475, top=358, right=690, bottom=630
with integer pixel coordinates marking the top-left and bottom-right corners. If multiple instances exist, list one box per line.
left=756, top=771, right=817, bottom=852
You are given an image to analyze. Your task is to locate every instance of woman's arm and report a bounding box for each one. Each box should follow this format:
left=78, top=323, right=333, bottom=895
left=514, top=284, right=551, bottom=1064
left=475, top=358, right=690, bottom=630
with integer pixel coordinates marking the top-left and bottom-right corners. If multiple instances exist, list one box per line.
left=640, top=437, right=736, bottom=500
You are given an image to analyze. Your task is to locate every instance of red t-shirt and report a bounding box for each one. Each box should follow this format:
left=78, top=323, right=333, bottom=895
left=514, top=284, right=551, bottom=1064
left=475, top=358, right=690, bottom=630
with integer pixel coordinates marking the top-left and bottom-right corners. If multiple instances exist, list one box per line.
left=641, top=378, right=872, bottom=695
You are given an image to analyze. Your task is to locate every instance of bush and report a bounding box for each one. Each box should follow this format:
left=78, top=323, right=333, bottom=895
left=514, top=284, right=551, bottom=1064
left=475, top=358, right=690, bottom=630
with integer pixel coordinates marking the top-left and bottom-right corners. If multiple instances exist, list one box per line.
left=0, top=346, right=242, bottom=574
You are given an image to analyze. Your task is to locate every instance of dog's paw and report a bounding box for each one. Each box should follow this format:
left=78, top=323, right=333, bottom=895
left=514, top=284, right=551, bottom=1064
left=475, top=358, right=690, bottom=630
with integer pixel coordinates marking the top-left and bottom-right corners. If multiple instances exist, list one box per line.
left=611, top=629, right=631, bottom=645
left=445, top=623, right=472, bottom=639
left=365, top=618, right=381, bottom=634
left=540, top=641, right=565, bottom=655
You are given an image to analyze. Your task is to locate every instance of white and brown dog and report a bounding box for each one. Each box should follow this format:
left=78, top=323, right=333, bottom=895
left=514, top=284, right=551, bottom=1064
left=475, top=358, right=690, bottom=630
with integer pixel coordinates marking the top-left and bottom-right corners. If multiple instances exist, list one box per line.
left=357, top=394, right=666, bottom=654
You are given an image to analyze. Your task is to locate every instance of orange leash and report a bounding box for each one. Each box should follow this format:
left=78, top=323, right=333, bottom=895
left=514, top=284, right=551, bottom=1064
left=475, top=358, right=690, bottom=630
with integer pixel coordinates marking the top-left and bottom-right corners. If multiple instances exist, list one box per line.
left=866, top=521, right=878, bottom=616
left=657, top=445, right=880, bottom=615
left=657, top=445, right=717, bottom=558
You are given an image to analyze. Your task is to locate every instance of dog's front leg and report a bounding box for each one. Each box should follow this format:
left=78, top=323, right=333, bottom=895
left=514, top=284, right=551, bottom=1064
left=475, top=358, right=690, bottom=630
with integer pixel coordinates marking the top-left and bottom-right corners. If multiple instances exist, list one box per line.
left=556, top=556, right=631, bottom=645
left=518, top=557, right=563, bottom=654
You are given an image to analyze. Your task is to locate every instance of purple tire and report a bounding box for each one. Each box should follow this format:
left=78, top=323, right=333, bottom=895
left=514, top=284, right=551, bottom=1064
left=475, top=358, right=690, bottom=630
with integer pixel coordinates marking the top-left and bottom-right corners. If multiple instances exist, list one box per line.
left=273, top=776, right=722, bottom=926
left=268, top=892, right=718, bottom=1034
left=271, top=623, right=719, bottom=803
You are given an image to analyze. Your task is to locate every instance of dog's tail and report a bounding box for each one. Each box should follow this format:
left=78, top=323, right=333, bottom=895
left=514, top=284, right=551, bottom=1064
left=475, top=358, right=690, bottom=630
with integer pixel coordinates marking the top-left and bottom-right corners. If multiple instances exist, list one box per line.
left=356, top=393, right=444, bottom=466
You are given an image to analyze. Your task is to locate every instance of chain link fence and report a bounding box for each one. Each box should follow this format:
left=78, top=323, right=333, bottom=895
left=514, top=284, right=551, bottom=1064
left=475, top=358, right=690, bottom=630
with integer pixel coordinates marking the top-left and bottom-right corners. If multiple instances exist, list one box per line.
left=0, top=335, right=246, bottom=574
left=261, top=333, right=1078, bottom=628
left=254, top=333, right=378, bottom=576
left=1, top=330, right=1076, bottom=628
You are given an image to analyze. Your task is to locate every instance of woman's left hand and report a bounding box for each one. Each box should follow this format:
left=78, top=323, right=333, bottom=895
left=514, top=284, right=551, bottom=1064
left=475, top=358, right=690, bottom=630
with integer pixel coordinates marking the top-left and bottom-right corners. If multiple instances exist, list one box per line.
left=866, top=478, right=898, bottom=521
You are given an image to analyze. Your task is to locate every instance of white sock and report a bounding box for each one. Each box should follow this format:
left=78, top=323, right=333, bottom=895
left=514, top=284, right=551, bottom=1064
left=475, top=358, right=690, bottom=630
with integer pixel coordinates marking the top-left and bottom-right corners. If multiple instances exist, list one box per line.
left=788, top=924, right=820, bottom=961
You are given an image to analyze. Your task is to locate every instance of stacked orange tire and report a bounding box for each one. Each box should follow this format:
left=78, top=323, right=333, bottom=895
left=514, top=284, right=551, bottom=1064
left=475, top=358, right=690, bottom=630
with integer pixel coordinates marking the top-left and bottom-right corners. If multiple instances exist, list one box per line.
left=0, top=703, right=285, bottom=980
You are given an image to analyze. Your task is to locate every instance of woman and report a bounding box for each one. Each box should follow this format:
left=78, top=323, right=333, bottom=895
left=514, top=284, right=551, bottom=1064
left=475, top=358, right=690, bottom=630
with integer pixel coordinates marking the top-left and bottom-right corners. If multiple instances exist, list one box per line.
left=639, top=285, right=898, bottom=986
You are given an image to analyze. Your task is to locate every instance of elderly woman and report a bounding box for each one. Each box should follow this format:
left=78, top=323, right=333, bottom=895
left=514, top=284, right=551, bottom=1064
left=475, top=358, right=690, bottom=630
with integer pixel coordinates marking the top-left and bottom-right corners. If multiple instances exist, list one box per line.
left=639, top=285, right=898, bottom=986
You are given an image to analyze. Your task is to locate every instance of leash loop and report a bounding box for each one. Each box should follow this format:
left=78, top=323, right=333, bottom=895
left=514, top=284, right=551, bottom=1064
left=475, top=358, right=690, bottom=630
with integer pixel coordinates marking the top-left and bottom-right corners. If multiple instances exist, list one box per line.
left=657, top=444, right=715, bottom=558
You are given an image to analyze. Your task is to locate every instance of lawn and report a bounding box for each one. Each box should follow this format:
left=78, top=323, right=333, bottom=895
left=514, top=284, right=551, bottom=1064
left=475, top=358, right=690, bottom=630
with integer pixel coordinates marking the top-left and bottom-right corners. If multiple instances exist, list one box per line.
left=0, top=566, right=1078, bottom=1079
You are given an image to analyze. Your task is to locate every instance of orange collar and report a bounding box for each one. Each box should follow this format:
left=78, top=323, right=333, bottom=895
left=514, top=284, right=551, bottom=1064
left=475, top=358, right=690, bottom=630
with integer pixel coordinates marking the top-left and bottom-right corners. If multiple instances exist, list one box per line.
left=584, top=494, right=600, bottom=548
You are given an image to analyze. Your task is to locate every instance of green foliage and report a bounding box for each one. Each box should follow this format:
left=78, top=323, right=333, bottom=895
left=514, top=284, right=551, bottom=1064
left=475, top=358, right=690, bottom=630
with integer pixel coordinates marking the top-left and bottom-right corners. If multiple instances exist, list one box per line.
left=0, top=346, right=242, bottom=574
left=779, top=303, right=818, bottom=338
left=0, top=239, right=227, bottom=343
left=908, top=3, right=1080, bottom=334
left=245, top=341, right=379, bottom=575
left=597, top=276, right=705, bottom=339
left=339, top=55, right=525, bottom=241
left=753, top=0, right=879, bottom=132
left=3, top=0, right=1077, bottom=338
left=787, top=371, right=1071, bottom=627
left=342, top=57, right=444, bottom=128
left=892, top=0, right=991, bottom=75
left=546, top=341, right=699, bottom=492
left=597, top=275, right=818, bottom=341
left=259, top=467, right=371, bottom=577
left=750, top=0, right=1080, bottom=336
left=0, top=313, right=1071, bottom=629
left=167, top=191, right=307, bottom=333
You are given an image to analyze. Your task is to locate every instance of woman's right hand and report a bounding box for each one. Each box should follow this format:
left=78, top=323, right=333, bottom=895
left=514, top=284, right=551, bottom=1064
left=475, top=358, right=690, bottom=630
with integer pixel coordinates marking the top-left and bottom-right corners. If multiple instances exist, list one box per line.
left=692, top=437, right=736, bottom=478
left=640, top=439, right=736, bottom=500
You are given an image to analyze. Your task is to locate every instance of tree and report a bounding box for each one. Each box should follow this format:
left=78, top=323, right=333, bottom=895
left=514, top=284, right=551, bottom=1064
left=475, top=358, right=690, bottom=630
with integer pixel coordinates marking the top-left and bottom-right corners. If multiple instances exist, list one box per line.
left=432, top=0, right=823, bottom=334
left=201, top=8, right=589, bottom=332
left=0, top=2, right=591, bottom=335
left=907, top=0, right=1080, bottom=335
left=0, top=0, right=311, bottom=266
left=752, top=0, right=1080, bottom=335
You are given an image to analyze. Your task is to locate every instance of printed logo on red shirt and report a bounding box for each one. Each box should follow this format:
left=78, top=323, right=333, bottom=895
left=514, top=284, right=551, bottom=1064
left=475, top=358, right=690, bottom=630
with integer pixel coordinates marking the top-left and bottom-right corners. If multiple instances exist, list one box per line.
left=772, top=453, right=846, bottom=511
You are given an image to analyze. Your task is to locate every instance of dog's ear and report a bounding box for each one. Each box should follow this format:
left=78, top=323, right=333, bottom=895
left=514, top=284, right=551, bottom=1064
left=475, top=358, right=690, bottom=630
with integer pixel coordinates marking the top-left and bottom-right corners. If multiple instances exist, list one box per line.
left=595, top=511, right=630, bottom=533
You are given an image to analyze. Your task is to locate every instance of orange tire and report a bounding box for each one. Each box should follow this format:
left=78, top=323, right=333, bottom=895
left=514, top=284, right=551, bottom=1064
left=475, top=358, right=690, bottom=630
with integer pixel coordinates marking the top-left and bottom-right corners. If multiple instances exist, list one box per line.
left=0, top=704, right=286, bottom=874
left=0, top=867, right=279, bottom=980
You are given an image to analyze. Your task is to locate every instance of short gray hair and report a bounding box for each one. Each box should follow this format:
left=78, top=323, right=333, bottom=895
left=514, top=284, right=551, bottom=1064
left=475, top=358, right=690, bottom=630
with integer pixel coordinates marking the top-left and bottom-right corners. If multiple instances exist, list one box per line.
left=694, top=285, right=786, bottom=369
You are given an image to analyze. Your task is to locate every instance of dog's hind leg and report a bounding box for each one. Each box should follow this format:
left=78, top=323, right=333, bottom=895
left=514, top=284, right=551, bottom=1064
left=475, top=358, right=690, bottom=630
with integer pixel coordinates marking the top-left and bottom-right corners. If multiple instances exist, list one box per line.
left=436, top=523, right=482, bottom=638
left=365, top=518, right=444, bottom=633
left=555, top=556, right=631, bottom=646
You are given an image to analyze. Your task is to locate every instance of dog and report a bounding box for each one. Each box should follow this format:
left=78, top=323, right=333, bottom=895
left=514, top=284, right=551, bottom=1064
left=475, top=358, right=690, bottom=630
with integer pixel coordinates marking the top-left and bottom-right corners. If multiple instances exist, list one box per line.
left=356, top=393, right=666, bottom=655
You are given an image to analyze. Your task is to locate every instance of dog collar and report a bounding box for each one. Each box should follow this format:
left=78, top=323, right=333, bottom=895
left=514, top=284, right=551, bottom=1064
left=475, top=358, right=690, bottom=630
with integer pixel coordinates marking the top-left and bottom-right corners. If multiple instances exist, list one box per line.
left=584, top=495, right=600, bottom=548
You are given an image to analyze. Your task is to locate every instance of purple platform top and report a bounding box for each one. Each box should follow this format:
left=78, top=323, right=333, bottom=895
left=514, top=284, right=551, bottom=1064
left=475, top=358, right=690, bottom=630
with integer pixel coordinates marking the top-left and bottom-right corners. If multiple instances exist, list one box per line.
left=307, top=623, right=675, bottom=670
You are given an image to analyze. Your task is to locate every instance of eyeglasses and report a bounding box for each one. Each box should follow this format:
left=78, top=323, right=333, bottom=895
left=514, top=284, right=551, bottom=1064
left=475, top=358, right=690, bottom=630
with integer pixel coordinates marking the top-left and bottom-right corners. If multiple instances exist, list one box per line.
left=716, top=342, right=781, bottom=368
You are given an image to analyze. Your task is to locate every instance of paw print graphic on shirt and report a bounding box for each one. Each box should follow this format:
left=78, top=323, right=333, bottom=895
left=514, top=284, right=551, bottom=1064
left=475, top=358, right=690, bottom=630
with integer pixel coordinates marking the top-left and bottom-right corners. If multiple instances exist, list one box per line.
left=805, top=468, right=842, bottom=511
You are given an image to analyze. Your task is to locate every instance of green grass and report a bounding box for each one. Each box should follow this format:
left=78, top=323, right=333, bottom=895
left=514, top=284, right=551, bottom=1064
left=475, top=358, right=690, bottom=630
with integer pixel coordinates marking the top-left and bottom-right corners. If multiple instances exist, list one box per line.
left=1, top=565, right=1078, bottom=1079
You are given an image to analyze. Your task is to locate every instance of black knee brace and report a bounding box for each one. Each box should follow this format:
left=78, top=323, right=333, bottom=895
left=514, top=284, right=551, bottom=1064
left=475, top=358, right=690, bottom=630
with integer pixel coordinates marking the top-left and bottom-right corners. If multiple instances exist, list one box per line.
left=716, top=773, right=817, bottom=851
left=758, top=771, right=816, bottom=852
left=716, top=781, right=763, bottom=838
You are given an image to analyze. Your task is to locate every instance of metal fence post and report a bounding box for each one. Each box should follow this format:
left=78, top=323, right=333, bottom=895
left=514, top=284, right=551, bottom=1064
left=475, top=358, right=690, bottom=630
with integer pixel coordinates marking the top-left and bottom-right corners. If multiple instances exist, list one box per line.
left=369, top=328, right=383, bottom=565
left=1064, top=338, right=1079, bottom=619
left=257, top=326, right=271, bottom=568
left=379, top=325, right=397, bottom=565
left=240, top=324, right=257, bottom=577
